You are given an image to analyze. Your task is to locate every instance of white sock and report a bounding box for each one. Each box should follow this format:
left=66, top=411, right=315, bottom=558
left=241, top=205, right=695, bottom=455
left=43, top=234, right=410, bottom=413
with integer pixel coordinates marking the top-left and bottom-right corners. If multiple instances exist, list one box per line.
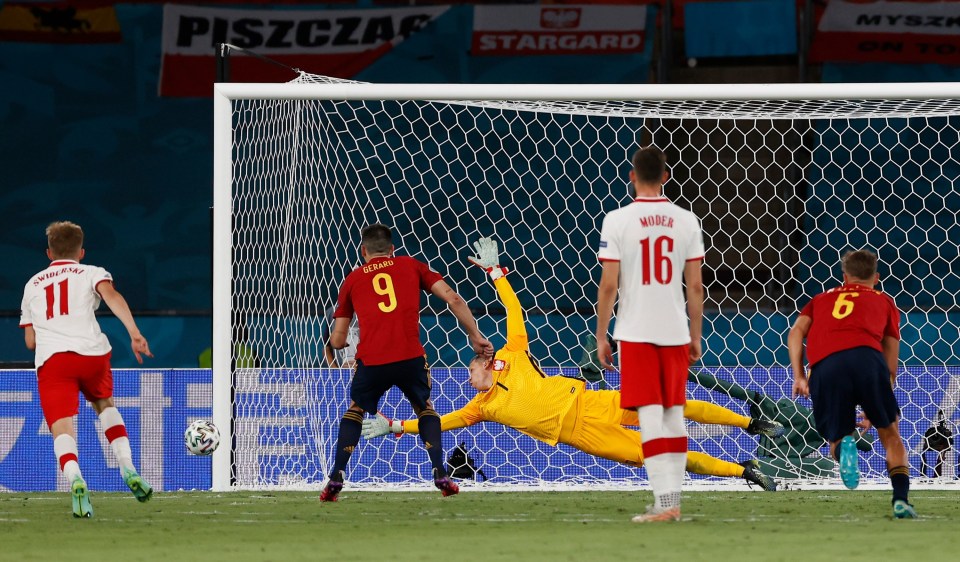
left=638, top=405, right=667, bottom=502
left=53, top=434, right=82, bottom=482
left=662, top=406, right=688, bottom=498
left=99, top=407, right=135, bottom=472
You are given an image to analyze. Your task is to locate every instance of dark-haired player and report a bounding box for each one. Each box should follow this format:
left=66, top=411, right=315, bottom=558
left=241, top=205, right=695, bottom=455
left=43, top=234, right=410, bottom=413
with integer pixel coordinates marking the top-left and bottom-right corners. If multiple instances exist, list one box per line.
left=789, top=249, right=915, bottom=518
left=595, top=146, right=705, bottom=522
left=320, top=223, right=493, bottom=501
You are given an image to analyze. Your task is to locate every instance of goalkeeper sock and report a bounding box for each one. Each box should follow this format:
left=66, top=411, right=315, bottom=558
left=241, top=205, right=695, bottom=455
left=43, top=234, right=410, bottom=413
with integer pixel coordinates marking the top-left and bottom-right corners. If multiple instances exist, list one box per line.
left=685, top=451, right=742, bottom=477
left=889, top=465, right=910, bottom=503
left=331, top=411, right=364, bottom=475
left=682, top=400, right=750, bottom=429
left=417, top=411, right=446, bottom=476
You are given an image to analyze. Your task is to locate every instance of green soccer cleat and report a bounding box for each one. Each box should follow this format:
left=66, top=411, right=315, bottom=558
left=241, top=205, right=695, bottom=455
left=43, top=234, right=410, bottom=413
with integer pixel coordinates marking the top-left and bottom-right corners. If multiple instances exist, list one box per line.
left=123, top=467, right=153, bottom=503
left=71, top=476, right=93, bottom=518
left=740, top=460, right=777, bottom=491
left=839, top=435, right=860, bottom=490
left=893, top=499, right=918, bottom=519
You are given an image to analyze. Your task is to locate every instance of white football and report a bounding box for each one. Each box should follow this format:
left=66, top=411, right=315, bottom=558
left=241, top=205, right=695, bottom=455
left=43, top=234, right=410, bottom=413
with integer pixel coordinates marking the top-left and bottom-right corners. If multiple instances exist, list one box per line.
left=184, top=419, right=220, bottom=456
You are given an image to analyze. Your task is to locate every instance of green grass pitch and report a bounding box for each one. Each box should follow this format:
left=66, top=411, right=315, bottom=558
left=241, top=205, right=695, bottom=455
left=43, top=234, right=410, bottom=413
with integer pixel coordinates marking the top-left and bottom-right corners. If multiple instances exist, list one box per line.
left=2, top=490, right=958, bottom=561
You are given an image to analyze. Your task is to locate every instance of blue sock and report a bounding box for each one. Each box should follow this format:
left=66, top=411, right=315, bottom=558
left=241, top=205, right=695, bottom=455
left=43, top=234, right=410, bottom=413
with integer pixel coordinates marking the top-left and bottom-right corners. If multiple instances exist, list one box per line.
left=417, top=411, right=446, bottom=477
left=331, top=411, right=364, bottom=477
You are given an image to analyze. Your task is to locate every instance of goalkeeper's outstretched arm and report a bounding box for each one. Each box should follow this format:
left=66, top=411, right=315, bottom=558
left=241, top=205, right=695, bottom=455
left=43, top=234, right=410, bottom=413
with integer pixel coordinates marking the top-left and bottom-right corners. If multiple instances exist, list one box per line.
left=362, top=405, right=484, bottom=439
left=468, top=236, right=527, bottom=352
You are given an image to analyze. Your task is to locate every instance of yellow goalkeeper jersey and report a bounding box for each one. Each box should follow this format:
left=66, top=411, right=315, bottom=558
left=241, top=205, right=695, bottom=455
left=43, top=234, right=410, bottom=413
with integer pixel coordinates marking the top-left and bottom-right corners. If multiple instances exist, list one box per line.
left=406, top=276, right=584, bottom=446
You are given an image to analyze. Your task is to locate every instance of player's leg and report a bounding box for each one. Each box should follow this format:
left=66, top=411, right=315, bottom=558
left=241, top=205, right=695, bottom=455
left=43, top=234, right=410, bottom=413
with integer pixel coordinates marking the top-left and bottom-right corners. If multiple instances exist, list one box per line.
left=809, top=350, right=860, bottom=489
left=39, top=353, right=92, bottom=518
left=855, top=350, right=914, bottom=517
left=82, top=353, right=153, bottom=502
left=646, top=345, right=690, bottom=519
left=322, top=361, right=386, bottom=502
left=90, top=396, right=152, bottom=502
left=397, top=356, right=456, bottom=496
left=562, top=390, right=644, bottom=466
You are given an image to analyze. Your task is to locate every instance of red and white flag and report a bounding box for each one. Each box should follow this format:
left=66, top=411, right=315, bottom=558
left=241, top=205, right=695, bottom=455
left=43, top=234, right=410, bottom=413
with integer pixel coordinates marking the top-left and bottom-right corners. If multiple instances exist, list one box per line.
left=472, top=5, right=647, bottom=56
left=160, top=4, right=448, bottom=97
left=811, top=0, right=960, bottom=64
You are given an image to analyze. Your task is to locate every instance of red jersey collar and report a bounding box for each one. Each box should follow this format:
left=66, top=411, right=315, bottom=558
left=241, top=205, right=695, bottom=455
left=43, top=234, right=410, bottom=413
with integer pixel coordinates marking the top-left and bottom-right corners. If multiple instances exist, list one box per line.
left=50, top=260, right=79, bottom=266
left=633, top=196, right=670, bottom=203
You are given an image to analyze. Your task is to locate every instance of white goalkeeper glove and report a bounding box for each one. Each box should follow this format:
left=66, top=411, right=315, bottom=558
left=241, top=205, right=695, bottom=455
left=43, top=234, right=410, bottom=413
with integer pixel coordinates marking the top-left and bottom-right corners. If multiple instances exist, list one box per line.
left=361, top=412, right=404, bottom=439
left=468, top=237, right=508, bottom=280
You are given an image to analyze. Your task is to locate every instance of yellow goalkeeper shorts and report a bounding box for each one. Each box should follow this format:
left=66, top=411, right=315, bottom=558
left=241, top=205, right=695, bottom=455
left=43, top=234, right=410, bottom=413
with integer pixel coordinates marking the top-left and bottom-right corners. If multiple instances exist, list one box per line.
left=559, top=389, right=645, bottom=466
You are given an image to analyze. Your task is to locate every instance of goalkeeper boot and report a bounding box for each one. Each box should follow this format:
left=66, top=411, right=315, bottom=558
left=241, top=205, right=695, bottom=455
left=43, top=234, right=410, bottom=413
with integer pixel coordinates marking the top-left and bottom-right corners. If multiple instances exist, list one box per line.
left=740, top=460, right=777, bottom=491
left=71, top=476, right=93, bottom=519
left=433, top=468, right=459, bottom=497
left=747, top=418, right=785, bottom=439
left=319, top=471, right=344, bottom=502
left=631, top=506, right=681, bottom=523
left=122, top=467, right=153, bottom=503
left=839, top=435, right=860, bottom=490
left=893, top=499, right=918, bottom=519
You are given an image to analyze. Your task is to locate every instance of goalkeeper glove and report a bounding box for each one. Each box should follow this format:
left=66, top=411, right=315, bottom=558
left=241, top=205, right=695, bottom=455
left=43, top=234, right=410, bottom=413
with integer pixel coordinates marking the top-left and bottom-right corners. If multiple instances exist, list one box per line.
left=361, top=413, right=404, bottom=439
left=467, top=237, right=508, bottom=280
left=578, top=333, right=605, bottom=383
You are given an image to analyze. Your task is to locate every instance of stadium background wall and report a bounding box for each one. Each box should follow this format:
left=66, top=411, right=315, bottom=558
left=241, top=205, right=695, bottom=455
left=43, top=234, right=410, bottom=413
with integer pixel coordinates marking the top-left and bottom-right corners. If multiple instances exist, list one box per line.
left=3, top=5, right=960, bottom=370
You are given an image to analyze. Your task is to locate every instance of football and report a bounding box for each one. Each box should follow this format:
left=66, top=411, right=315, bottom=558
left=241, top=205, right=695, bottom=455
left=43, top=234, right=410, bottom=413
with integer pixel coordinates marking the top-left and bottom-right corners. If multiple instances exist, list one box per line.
left=184, top=419, right=220, bottom=456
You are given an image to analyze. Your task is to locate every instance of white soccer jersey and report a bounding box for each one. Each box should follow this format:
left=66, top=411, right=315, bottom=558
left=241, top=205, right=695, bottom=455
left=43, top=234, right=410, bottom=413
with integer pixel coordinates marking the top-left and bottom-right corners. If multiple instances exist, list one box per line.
left=20, top=260, right=113, bottom=367
left=597, top=196, right=705, bottom=345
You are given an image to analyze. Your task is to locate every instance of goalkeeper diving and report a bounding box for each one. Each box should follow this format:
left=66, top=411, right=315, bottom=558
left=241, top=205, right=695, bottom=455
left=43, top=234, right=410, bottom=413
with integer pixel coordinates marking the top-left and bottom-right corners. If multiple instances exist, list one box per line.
left=363, top=238, right=782, bottom=490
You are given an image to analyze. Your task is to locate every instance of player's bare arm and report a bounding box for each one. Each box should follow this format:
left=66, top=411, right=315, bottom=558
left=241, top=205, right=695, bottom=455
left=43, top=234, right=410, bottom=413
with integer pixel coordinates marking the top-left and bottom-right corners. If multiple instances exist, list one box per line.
left=97, top=281, right=153, bottom=364
left=881, top=335, right=900, bottom=384
left=595, top=260, right=619, bottom=371
left=429, top=279, right=493, bottom=357
left=23, top=325, right=36, bottom=351
left=787, top=314, right=812, bottom=398
left=684, top=259, right=704, bottom=363
left=329, top=316, right=352, bottom=350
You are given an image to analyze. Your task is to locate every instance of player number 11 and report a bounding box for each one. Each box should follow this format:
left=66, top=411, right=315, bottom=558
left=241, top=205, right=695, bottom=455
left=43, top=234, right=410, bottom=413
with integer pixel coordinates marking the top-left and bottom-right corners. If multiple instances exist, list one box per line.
left=44, top=279, right=69, bottom=319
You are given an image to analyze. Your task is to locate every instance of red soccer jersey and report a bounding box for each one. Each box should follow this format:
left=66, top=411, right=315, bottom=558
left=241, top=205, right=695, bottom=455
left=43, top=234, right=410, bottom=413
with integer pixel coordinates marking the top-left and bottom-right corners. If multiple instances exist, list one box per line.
left=333, top=256, right=443, bottom=366
left=799, top=284, right=901, bottom=366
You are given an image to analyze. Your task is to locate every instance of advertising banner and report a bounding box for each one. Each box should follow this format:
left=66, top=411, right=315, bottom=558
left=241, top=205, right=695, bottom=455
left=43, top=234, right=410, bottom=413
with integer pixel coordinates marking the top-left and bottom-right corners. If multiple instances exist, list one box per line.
left=472, top=5, right=647, bottom=56
left=160, top=4, right=449, bottom=97
left=811, top=0, right=960, bottom=64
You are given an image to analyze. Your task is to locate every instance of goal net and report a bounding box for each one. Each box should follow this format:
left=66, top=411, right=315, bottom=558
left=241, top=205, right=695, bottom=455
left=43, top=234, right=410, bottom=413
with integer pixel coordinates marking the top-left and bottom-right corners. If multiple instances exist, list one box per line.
left=212, top=76, right=960, bottom=491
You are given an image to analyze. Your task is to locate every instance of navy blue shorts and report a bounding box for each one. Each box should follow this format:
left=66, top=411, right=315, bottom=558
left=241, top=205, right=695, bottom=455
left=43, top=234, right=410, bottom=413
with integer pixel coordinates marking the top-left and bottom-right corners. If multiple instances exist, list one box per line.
left=809, top=346, right=900, bottom=442
left=350, top=355, right=432, bottom=414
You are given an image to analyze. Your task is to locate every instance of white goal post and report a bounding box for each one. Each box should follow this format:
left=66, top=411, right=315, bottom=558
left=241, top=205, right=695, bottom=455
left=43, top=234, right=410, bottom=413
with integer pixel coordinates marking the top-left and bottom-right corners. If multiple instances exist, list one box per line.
left=213, top=79, right=960, bottom=492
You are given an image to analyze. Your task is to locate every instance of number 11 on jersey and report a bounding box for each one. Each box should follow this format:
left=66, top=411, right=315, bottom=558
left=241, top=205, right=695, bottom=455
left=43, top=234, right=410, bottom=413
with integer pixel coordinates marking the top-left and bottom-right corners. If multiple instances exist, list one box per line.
left=44, top=279, right=69, bottom=319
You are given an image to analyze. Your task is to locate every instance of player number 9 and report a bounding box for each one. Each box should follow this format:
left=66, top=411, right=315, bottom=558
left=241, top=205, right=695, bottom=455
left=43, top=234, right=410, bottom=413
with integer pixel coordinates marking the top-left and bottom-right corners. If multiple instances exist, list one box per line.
left=373, top=273, right=397, bottom=313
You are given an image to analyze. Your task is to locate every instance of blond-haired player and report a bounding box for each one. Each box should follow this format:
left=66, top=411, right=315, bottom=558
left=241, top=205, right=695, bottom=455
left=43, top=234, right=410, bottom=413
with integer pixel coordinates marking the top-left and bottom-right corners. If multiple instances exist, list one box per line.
left=20, top=221, right=154, bottom=518
left=363, top=238, right=779, bottom=491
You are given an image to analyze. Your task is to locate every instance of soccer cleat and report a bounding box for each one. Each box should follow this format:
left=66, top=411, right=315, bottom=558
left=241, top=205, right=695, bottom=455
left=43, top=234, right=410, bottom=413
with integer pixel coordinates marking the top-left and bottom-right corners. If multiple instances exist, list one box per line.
left=122, top=467, right=153, bottom=503
left=839, top=435, right=860, bottom=489
left=631, top=507, right=681, bottom=523
left=746, top=417, right=785, bottom=439
left=71, top=476, right=93, bottom=519
left=740, top=460, right=777, bottom=491
left=433, top=469, right=460, bottom=497
left=893, top=499, right=918, bottom=519
left=319, top=471, right=344, bottom=502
